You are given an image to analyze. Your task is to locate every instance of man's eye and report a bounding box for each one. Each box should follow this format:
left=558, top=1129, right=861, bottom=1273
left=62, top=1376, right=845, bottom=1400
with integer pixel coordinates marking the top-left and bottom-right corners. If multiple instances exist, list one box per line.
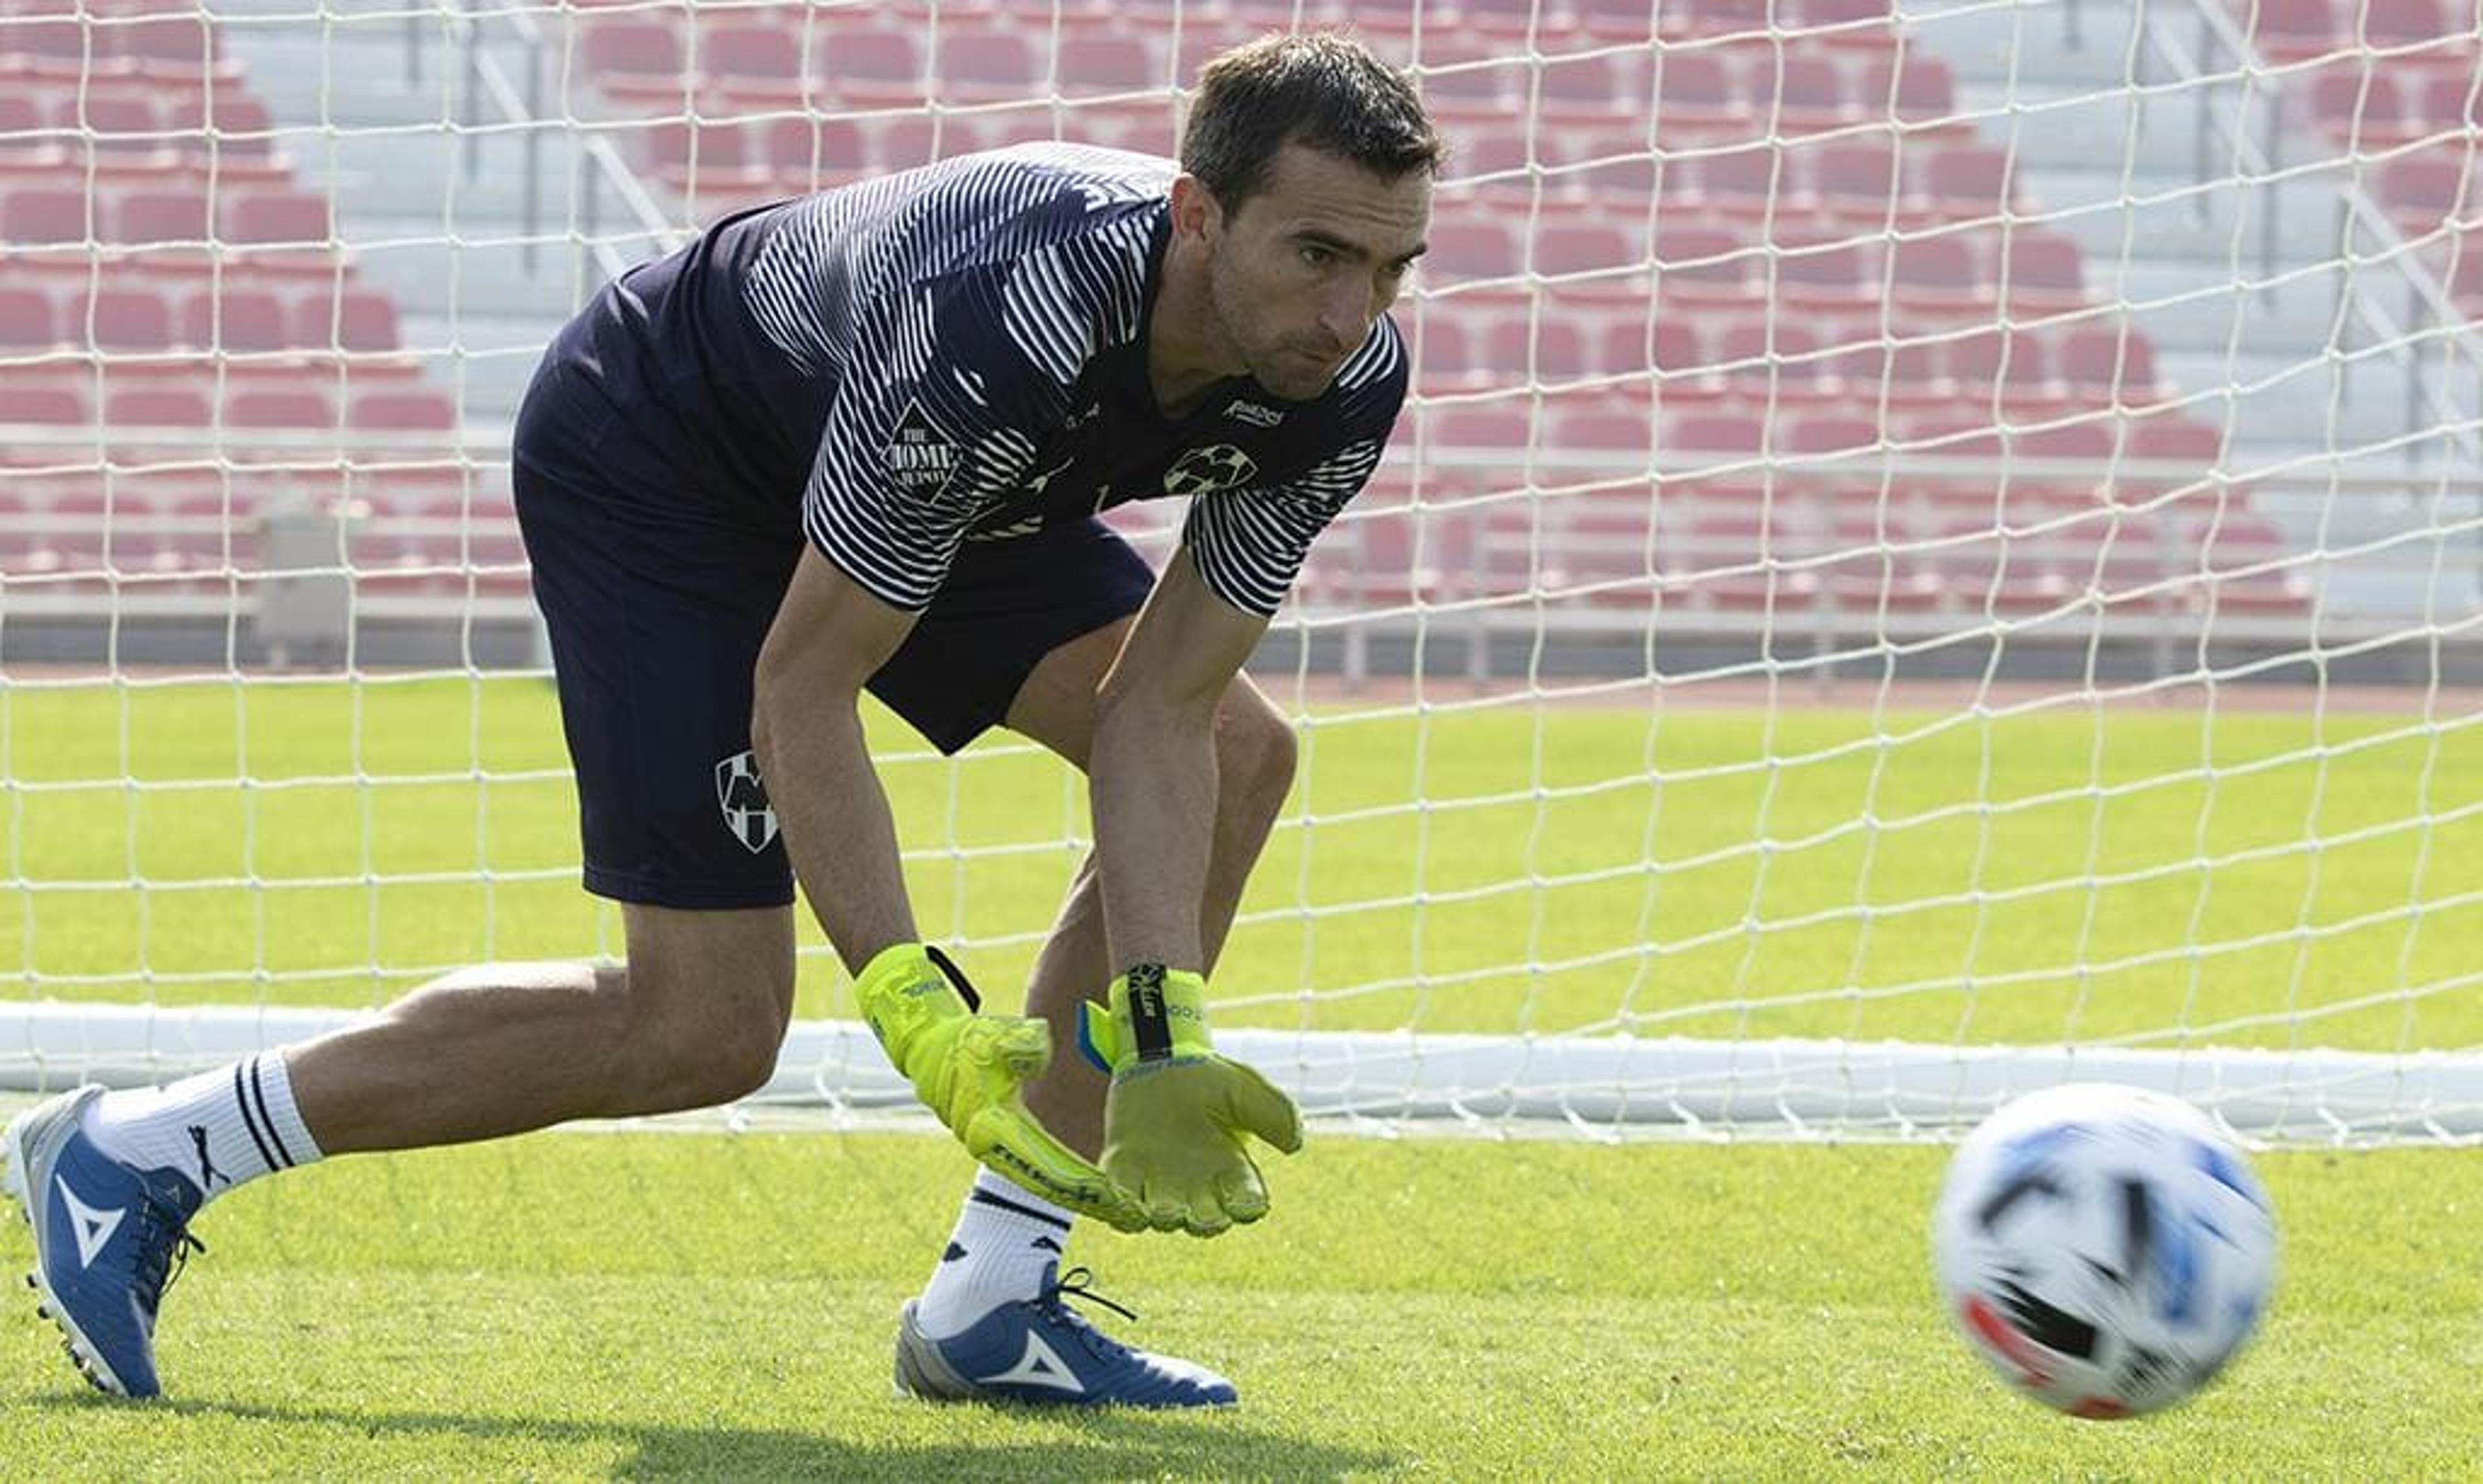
left=1300, top=244, right=1335, bottom=268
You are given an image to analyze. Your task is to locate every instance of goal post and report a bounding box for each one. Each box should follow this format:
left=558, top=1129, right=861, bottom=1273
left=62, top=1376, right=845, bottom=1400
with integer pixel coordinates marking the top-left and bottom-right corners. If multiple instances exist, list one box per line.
left=2, top=0, right=2478, bottom=1145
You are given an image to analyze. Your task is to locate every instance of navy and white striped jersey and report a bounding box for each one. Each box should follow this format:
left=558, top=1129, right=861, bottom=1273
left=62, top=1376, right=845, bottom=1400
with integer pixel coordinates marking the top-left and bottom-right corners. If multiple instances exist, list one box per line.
left=545, top=143, right=1408, bottom=618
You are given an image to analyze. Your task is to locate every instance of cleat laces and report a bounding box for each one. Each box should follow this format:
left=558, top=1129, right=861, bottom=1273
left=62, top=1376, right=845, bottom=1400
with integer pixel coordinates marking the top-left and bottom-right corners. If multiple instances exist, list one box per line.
left=1037, top=1267, right=1140, bottom=1363
left=128, top=1201, right=206, bottom=1321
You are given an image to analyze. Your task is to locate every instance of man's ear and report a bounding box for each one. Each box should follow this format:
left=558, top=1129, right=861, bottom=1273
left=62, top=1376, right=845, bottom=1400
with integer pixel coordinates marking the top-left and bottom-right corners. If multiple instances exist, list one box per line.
left=1169, top=174, right=1223, bottom=245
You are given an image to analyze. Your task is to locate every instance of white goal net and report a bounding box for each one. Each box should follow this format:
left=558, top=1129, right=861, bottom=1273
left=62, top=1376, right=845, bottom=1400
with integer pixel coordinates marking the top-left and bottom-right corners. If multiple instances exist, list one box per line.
left=2, top=0, right=2478, bottom=1143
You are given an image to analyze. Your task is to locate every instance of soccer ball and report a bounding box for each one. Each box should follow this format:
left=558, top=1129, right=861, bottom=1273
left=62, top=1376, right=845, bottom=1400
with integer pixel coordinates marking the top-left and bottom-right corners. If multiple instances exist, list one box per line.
left=1930, top=1082, right=2277, bottom=1419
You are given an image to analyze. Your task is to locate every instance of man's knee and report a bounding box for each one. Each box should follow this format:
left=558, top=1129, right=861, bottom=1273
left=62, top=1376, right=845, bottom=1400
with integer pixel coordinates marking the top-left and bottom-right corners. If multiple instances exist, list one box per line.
left=1218, top=693, right=1298, bottom=826
left=596, top=958, right=788, bottom=1107
left=614, top=905, right=796, bottom=1110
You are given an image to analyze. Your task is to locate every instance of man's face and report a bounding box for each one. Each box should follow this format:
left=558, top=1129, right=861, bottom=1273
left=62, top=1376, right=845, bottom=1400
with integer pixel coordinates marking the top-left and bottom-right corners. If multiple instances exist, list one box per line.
left=1195, top=144, right=1431, bottom=402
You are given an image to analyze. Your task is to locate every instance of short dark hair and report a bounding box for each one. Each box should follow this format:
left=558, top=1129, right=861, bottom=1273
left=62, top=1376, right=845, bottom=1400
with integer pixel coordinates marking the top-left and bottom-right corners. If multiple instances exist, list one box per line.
left=1180, top=32, right=1444, bottom=212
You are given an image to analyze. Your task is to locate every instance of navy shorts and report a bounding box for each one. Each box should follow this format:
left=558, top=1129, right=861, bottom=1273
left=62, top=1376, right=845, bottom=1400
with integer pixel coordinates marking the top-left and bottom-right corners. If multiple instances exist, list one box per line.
left=513, top=462, right=1154, bottom=911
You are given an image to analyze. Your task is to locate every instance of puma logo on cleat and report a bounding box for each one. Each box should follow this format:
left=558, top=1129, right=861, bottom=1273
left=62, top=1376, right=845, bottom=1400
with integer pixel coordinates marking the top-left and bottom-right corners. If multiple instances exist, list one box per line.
left=979, top=1332, right=1084, bottom=1393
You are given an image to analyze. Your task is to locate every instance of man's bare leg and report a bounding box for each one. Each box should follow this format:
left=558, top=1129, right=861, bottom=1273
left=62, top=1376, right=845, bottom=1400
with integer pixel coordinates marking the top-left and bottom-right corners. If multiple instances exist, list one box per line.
left=289, top=903, right=797, bottom=1153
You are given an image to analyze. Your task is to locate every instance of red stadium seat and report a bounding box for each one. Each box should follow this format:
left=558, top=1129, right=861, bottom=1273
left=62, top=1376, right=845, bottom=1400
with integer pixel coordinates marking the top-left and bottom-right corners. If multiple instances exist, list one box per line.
left=2312, top=67, right=2411, bottom=145
left=0, top=286, right=57, bottom=349
left=2120, top=410, right=2224, bottom=464
left=1713, top=317, right=1838, bottom=409
left=1666, top=0, right=1778, bottom=36
left=1945, top=326, right=2058, bottom=411
left=223, top=189, right=328, bottom=246
left=581, top=19, right=688, bottom=107
left=0, top=381, right=90, bottom=425
left=66, top=286, right=176, bottom=350
left=1429, top=400, right=1534, bottom=451
left=1484, top=312, right=1597, bottom=381
left=1422, top=214, right=1524, bottom=283
left=1058, top=34, right=1156, bottom=94
left=2414, top=71, right=2483, bottom=132
left=1991, top=228, right=2087, bottom=316
left=1860, top=52, right=1957, bottom=124
left=2017, top=419, right=2116, bottom=460
left=1801, top=0, right=1897, bottom=34
left=0, top=93, right=69, bottom=173
left=1691, top=142, right=1800, bottom=224
left=1820, top=511, right=1945, bottom=612
left=222, top=385, right=336, bottom=431
left=1651, top=223, right=1756, bottom=305
left=113, top=186, right=211, bottom=245
left=702, top=22, right=805, bottom=102
left=0, top=14, right=91, bottom=84
left=349, top=387, right=457, bottom=431
left=2187, top=511, right=2311, bottom=614
left=1756, top=54, right=1851, bottom=133
left=2243, top=0, right=2338, bottom=59
left=1547, top=393, right=1660, bottom=454
left=2376, top=153, right=2470, bottom=231
left=1807, top=136, right=1904, bottom=226
left=1537, top=52, right=1642, bottom=124
left=116, top=14, right=237, bottom=84
left=1652, top=50, right=1743, bottom=133
left=179, top=286, right=291, bottom=352
left=936, top=28, right=1048, bottom=102
left=1919, top=144, right=2019, bottom=222
left=1887, top=232, right=1984, bottom=316
left=1532, top=220, right=1641, bottom=277
left=1668, top=409, right=1768, bottom=461
left=815, top=27, right=927, bottom=109
left=2, top=186, right=89, bottom=244
left=1784, top=411, right=1884, bottom=456
left=2056, top=325, right=2166, bottom=408
left=758, top=116, right=870, bottom=192
left=1668, top=511, right=1814, bottom=612
left=1775, top=235, right=1876, bottom=312
left=1929, top=516, right=2078, bottom=614
left=103, top=383, right=211, bottom=427
left=293, top=289, right=399, bottom=353
left=1408, top=312, right=1486, bottom=393
left=2360, top=0, right=2456, bottom=45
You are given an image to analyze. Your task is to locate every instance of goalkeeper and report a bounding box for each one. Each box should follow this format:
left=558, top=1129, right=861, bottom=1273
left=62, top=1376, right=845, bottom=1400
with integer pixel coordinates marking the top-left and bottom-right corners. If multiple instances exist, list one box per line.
left=3, top=32, right=1438, bottom=1408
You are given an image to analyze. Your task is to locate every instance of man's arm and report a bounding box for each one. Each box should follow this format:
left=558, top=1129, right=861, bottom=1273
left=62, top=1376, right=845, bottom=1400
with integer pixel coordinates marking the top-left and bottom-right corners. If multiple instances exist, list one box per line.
left=1087, top=545, right=1273, bottom=973
left=751, top=544, right=919, bottom=969
left=1082, top=546, right=1304, bottom=1236
left=754, top=546, right=1141, bottom=1227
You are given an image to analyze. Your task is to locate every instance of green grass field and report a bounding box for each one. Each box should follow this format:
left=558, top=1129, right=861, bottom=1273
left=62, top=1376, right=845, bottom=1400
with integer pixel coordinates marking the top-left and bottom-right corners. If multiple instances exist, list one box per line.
left=1, top=675, right=2478, bottom=1476
left=4, top=675, right=2478, bottom=1051
left=0, top=1126, right=2476, bottom=1479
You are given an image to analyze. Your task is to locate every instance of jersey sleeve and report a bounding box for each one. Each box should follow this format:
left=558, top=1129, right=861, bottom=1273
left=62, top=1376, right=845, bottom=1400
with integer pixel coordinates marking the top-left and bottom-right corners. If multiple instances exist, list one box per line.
left=800, top=279, right=1051, bottom=611
left=1178, top=320, right=1409, bottom=618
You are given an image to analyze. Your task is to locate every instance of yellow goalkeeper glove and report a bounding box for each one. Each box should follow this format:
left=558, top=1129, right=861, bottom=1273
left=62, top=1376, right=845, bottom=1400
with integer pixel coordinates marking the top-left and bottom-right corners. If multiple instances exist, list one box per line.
left=855, top=942, right=1143, bottom=1232
left=1080, top=964, right=1304, bottom=1237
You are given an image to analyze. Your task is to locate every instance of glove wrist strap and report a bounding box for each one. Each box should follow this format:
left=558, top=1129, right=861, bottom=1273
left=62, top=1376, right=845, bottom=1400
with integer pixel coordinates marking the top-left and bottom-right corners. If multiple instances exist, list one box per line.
left=1082, top=963, right=1211, bottom=1070
left=855, top=941, right=975, bottom=1060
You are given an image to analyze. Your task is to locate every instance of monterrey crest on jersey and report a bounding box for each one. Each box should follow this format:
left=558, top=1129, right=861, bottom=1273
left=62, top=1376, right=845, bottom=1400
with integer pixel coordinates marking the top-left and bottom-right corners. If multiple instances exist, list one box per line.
left=532, top=142, right=1408, bottom=619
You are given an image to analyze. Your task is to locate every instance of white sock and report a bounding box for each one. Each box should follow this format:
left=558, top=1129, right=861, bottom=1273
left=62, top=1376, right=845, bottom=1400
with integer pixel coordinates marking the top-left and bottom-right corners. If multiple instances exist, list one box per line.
left=914, top=1168, right=1076, bottom=1339
left=82, top=1052, right=324, bottom=1206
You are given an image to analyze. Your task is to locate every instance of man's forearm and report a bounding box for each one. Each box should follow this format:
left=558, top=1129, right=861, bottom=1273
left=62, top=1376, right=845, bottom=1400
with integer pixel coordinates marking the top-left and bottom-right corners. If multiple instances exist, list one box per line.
left=753, top=689, right=916, bottom=974
left=1088, top=693, right=1220, bottom=974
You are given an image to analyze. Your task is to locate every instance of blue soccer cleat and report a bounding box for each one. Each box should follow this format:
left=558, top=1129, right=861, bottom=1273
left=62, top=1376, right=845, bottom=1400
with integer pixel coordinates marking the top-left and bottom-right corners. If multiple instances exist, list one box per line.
left=2, top=1086, right=207, bottom=1399
left=893, top=1264, right=1237, bottom=1408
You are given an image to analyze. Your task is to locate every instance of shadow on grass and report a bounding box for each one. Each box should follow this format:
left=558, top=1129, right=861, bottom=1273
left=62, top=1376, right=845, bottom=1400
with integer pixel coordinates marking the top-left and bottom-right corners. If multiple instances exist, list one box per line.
left=41, top=1393, right=1399, bottom=1481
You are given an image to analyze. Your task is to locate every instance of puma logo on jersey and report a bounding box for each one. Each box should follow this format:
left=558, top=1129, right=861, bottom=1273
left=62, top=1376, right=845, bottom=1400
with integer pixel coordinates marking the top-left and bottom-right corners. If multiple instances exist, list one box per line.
left=1223, top=398, right=1285, bottom=428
